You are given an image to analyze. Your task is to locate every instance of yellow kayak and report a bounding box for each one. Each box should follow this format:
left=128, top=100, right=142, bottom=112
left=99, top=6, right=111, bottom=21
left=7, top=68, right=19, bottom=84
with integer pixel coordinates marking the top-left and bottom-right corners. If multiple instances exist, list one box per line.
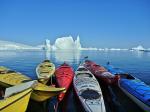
left=36, top=60, right=55, bottom=84
left=0, top=81, right=36, bottom=112
left=0, top=66, right=65, bottom=102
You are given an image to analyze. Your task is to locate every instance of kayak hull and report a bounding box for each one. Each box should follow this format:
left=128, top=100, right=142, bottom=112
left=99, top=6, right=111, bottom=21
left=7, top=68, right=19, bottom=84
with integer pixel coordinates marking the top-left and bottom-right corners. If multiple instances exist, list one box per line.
left=55, top=63, right=74, bottom=101
left=105, top=64, right=150, bottom=111
left=84, top=60, right=119, bottom=85
left=73, top=65, right=106, bottom=112
left=0, top=66, right=65, bottom=102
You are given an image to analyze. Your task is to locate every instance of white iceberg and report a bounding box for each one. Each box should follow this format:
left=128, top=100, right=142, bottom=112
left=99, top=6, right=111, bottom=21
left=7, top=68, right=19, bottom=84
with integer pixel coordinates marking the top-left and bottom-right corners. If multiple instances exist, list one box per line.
left=54, top=36, right=75, bottom=50
left=0, top=40, right=39, bottom=50
left=99, top=48, right=105, bottom=51
left=109, top=48, right=128, bottom=51
left=131, top=45, right=145, bottom=51
left=52, top=35, right=81, bottom=50
left=75, top=35, right=82, bottom=49
left=80, top=47, right=98, bottom=50
left=44, top=39, right=51, bottom=51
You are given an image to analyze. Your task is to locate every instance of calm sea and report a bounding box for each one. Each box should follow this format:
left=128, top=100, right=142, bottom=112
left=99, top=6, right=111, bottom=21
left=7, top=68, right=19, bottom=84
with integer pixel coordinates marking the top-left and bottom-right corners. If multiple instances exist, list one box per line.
left=0, top=50, right=150, bottom=112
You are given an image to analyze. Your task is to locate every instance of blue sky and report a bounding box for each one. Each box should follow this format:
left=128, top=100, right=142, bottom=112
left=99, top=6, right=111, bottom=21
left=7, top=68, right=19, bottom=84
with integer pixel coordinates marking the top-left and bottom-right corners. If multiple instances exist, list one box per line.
left=0, top=0, right=150, bottom=48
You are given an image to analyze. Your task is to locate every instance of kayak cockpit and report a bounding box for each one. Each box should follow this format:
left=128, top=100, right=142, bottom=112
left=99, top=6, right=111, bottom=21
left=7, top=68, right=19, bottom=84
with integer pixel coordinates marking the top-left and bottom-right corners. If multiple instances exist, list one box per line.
left=0, top=70, right=16, bottom=74
left=76, top=73, right=93, bottom=78
left=81, top=89, right=101, bottom=100
left=77, top=67, right=88, bottom=71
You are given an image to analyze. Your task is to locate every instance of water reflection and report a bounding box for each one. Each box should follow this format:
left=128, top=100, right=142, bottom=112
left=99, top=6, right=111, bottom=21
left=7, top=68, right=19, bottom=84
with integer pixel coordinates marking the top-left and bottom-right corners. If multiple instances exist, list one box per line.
left=45, top=50, right=51, bottom=60
left=0, top=51, right=17, bottom=58
left=54, top=50, right=81, bottom=64
left=131, top=51, right=144, bottom=58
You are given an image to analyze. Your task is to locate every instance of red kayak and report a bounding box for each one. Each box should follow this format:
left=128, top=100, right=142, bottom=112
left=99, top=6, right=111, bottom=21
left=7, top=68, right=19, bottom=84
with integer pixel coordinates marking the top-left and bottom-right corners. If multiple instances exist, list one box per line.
left=55, top=63, right=74, bottom=101
left=83, top=60, right=120, bottom=85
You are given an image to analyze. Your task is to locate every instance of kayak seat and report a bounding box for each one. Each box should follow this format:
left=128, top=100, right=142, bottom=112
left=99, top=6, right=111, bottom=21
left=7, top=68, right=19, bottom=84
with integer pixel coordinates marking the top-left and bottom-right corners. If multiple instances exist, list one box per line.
left=0, top=71, right=6, bottom=74
left=40, top=71, right=49, bottom=74
left=45, top=65, right=51, bottom=67
left=43, top=60, right=50, bottom=62
left=81, top=89, right=100, bottom=100
left=77, top=73, right=93, bottom=78
left=0, top=70, right=16, bottom=74
left=21, top=79, right=33, bottom=83
left=77, top=68, right=88, bottom=71
left=7, top=70, right=16, bottom=73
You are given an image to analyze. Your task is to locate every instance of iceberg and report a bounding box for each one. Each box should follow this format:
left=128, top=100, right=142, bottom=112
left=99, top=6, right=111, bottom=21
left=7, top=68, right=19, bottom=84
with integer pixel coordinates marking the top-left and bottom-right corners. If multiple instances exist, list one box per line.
left=109, top=48, right=128, bottom=51
left=131, top=45, right=150, bottom=52
left=52, top=35, right=81, bottom=50
left=54, top=36, right=75, bottom=50
left=131, top=45, right=145, bottom=51
left=44, top=39, right=51, bottom=51
left=0, top=40, right=39, bottom=50
left=80, top=47, right=98, bottom=50
left=75, top=35, right=82, bottom=49
left=1, top=36, right=146, bottom=51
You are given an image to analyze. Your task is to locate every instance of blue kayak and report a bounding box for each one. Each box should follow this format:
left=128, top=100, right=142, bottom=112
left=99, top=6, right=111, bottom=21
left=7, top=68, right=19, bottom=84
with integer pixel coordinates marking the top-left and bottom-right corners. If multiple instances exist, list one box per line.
left=105, top=64, right=150, bottom=111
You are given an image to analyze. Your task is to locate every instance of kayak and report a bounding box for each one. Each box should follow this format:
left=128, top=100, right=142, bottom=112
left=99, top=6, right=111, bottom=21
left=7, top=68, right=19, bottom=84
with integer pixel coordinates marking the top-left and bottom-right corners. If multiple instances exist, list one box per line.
left=36, top=60, right=55, bottom=84
left=83, top=60, right=120, bottom=85
left=55, top=63, right=74, bottom=101
left=0, top=66, right=66, bottom=102
left=0, top=81, right=36, bottom=112
left=73, top=65, right=106, bottom=112
left=105, top=64, right=150, bottom=112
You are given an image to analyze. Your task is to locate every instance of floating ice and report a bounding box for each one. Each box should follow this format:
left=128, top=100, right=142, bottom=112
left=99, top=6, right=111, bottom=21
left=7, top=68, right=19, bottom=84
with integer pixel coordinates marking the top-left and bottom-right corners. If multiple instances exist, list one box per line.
left=0, top=37, right=147, bottom=51
left=109, top=48, right=128, bottom=51
left=0, top=40, right=38, bottom=50
left=44, top=39, right=51, bottom=51
left=54, top=36, right=75, bottom=50
left=75, top=35, right=82, bottom=49
left=53, top=36, right=81, bottom=50
left=131, top=45, right=145, bottom=51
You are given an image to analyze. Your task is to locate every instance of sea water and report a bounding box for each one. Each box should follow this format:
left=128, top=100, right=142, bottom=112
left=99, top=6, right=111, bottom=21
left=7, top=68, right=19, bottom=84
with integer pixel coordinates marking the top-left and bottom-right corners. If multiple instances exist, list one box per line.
left=0, top=50, right=149, bottom=84
left=0, top=50, right=150, bottom=112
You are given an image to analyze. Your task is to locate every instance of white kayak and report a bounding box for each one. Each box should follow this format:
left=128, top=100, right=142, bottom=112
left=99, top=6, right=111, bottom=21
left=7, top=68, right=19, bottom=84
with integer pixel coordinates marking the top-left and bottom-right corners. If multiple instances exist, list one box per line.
left=73, top=65, right=106, bottom=112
